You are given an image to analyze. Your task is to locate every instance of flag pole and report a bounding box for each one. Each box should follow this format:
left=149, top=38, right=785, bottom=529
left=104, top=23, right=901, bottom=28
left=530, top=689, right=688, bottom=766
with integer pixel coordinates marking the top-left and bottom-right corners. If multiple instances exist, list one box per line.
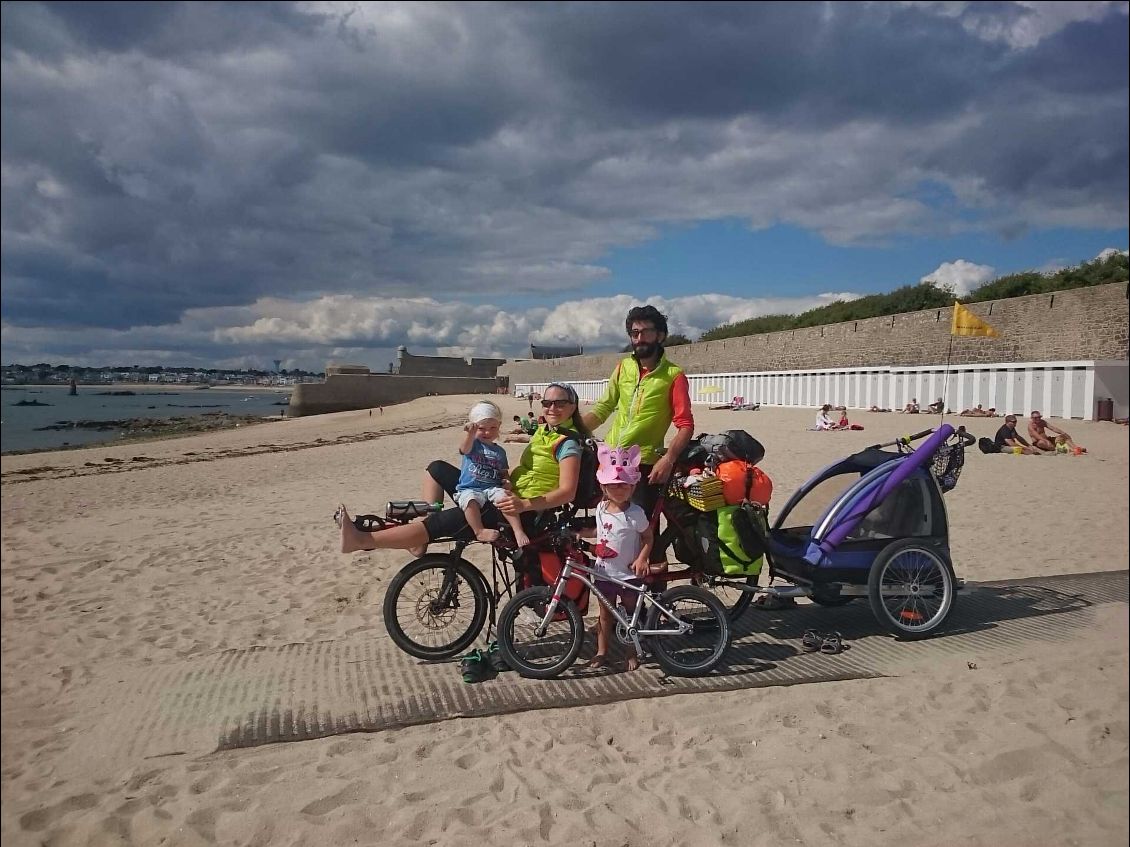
left=947, top=301, right=999, bottom=424
left=940, top=333, right=953, bottom=424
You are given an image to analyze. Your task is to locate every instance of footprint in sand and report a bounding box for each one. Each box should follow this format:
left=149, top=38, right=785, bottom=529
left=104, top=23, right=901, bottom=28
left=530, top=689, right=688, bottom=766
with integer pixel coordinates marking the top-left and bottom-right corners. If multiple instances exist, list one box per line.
left=299, top=780, right=368, bottom=816
left=18, top=792, right=100, bottom=832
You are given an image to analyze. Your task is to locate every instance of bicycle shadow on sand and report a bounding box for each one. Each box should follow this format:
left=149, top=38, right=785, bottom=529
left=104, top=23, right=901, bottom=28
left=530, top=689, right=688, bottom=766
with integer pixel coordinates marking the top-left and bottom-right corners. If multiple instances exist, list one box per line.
left=706, top=579, right=1105, bottom=678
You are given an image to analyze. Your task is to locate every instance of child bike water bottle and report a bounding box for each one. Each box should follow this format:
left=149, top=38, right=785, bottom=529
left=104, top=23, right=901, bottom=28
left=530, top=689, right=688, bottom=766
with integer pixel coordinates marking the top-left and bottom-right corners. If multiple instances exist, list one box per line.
left=385, top=500, right=444, bottom=520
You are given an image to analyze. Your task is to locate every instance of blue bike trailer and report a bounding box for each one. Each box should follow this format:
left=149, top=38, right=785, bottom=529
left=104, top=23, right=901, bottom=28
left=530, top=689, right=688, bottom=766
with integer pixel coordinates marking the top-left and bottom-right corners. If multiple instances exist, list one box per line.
left=769, top=425, right=954, bottom=588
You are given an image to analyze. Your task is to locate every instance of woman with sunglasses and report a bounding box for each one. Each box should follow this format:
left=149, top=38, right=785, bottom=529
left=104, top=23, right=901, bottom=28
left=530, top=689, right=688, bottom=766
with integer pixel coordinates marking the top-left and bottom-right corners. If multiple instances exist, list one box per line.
left=339, top=382, right=590, bottom=554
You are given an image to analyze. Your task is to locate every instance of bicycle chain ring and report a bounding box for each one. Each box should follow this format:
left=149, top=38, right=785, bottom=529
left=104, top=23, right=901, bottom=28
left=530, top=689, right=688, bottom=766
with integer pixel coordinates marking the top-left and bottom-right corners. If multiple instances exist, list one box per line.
left=614, top=620, right=634, bottom=645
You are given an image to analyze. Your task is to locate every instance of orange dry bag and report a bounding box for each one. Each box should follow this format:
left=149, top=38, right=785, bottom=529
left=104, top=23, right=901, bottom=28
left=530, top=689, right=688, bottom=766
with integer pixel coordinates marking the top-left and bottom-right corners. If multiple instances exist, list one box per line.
left=717, top=461, right=773, bottom=506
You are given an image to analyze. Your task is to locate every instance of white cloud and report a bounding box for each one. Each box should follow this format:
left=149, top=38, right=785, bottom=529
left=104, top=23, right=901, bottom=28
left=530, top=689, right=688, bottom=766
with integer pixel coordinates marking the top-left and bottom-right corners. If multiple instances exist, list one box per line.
left=909, top=1, right=1128, bottom=49
left=921, top=259, right=996, bottom=297
left=2, top=1, right=1126, bottom=365
left=210, top=291, right=862, bottom=353
left=1095, top=246, right=1129, bottom=261
left=1, top=289, right=866, bottom=371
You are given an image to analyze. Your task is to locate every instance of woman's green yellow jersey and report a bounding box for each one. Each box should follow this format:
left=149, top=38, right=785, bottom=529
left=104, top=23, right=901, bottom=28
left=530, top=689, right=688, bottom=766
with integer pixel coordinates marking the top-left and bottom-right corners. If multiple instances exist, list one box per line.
left=510, top=424, right=580, bottom=498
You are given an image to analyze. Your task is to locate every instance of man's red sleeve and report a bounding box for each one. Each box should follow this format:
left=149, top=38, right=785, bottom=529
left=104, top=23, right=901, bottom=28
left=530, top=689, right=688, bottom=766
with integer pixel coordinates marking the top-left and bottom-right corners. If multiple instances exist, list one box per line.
left=670, top=373, right=694, bottom=430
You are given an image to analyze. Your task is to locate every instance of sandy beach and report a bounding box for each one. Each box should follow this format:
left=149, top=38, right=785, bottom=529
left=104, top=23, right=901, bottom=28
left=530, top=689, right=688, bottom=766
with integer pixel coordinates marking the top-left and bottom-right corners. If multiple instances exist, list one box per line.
left=2, top=396, right=1127, bottom=847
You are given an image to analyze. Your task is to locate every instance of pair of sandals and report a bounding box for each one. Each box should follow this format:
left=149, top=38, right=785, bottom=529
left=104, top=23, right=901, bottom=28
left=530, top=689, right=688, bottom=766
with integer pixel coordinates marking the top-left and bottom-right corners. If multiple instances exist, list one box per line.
left=459, top=641, right=510, bottom=683
left=802, top=629, right=846, bottom=655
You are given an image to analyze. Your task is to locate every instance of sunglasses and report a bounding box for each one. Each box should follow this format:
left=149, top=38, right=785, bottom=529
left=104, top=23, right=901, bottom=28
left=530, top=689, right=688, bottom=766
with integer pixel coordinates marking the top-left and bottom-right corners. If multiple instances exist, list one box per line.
left=541, top=398, right=573, bottom=409
left=1006, top=418, right=1017, bottom=423
left=628, top=328, right=658, bottom=339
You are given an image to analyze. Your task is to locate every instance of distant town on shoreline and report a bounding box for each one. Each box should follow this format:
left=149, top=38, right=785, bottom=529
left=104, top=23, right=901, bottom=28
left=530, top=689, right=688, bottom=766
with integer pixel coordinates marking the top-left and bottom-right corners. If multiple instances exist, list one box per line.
left=0, top=363, right=323, bottom=387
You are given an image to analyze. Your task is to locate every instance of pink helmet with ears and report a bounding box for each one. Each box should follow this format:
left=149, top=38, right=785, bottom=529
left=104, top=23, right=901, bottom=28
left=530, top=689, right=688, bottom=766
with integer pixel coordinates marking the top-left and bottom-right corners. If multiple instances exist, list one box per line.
left=596, top=443, right=642, bottom=485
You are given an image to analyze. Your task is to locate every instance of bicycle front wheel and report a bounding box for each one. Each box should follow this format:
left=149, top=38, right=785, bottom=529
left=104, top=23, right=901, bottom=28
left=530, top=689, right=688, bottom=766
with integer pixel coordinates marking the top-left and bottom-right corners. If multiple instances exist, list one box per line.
left=496, top=587, right=584, bottom=679
left=382, top=555, right=490, bottom=660
left=646, top=585, right=731, bottom=677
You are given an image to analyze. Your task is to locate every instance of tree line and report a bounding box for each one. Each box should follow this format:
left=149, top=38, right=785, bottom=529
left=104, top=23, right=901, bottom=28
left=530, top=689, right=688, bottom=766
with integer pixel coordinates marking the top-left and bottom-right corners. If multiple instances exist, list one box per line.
left=698, top=252, right=1128, bottom=342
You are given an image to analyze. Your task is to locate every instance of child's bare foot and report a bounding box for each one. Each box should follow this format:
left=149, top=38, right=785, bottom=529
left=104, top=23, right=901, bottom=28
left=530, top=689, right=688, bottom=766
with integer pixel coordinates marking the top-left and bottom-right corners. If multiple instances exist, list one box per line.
left=513, top=531, right=531, bottom=548
left=585, top=655, right=607, bottom=670
left=624, top=652, right=640, bottom=672
left=475, top=528, right=501, bottom=543
left=339, top=505, right=374, bottom=554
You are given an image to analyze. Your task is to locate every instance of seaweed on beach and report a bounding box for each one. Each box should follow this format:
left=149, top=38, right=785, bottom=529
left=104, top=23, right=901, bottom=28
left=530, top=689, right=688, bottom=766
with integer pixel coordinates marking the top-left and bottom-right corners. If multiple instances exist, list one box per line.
left=30, top=412, right=272, bottom=438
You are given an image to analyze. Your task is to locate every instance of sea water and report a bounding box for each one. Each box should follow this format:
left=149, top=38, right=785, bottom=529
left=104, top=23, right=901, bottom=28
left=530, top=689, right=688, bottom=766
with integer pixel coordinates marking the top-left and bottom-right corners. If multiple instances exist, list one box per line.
left=1, top=386, right=292, bottom=454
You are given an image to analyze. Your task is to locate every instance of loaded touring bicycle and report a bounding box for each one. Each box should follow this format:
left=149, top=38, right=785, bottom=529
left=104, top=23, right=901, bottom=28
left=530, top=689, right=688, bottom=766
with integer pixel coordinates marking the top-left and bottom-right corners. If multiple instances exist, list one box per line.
left=353, top=423, right=972, bottom=675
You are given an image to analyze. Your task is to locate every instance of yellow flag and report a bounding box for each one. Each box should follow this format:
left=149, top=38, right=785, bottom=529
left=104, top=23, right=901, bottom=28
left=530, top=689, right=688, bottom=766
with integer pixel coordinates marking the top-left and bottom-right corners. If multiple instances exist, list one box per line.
left=951, top=302, right=999, bottom=337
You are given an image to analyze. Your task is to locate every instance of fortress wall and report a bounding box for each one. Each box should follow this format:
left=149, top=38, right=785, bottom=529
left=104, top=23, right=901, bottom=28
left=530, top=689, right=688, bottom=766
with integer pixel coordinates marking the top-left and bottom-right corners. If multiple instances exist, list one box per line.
left=397, top=351, right=506, bottom=378
left=498, top=283, right=1129, bottom=384
left=288, top=374, right=498, bottom=417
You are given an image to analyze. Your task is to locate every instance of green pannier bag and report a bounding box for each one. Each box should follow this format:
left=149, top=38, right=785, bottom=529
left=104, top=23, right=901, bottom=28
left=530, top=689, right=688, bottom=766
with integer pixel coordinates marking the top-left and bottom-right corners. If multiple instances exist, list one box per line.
left=697, top=502, right=770, bottom=577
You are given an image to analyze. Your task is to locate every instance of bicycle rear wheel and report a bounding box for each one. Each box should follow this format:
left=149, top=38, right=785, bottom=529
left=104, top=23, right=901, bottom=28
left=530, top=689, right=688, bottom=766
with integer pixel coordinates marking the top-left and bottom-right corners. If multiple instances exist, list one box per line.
left=658, top=527, right=756, bottom=621
left=698, top=574, right=757, bottom=620
left=496, top=587, right=584, bottom=679
left=646, top=585, right=731, bottom=676
left=382, top=555, right=490, bottom=660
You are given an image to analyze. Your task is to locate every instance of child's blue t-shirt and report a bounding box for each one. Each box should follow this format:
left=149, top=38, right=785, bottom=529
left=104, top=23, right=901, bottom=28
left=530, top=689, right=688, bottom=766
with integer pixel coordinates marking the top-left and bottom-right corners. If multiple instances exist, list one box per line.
left=456, top=439, right=510, bottom=492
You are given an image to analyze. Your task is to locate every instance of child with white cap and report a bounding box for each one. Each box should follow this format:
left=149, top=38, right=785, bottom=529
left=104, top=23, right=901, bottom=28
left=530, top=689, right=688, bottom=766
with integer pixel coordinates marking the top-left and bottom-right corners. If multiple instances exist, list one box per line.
left=456, top=400, right=529, bottom=547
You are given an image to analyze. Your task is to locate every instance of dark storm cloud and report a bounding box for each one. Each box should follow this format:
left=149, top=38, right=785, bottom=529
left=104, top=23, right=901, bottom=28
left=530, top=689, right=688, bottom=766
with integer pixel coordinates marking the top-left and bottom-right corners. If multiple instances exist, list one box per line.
left=525, top=2, right=984, bottom=124
left=1, top=1, right=1127, bottom=363
left=21, top=1, right=324, bottom=58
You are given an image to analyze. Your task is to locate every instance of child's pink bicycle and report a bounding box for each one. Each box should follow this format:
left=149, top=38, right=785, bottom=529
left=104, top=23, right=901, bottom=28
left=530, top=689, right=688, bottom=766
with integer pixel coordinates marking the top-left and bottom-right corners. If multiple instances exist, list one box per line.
left=495, top=525, right=732, bottom=678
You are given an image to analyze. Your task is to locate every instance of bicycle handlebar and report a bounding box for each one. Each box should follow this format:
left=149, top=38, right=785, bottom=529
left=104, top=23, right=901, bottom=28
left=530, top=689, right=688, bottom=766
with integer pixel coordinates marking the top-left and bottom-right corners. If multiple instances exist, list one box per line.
left=871, top=425, right=974, bottom=451
left=870, top=428, right=935, bottom=449
left=906, top=428, right=936, bottom=443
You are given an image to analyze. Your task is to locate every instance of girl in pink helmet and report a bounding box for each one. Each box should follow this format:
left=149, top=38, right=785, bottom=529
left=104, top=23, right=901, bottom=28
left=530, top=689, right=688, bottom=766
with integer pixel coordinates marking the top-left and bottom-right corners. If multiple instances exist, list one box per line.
left=583, top=443, right=654, bottom=671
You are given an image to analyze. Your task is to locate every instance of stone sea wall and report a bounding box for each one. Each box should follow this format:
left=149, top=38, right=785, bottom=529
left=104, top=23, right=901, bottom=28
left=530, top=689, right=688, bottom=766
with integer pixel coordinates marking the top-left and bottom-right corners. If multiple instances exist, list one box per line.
left=498, top=282, right=1129, bottom=384
left=288, top=374, right=499, bottom=417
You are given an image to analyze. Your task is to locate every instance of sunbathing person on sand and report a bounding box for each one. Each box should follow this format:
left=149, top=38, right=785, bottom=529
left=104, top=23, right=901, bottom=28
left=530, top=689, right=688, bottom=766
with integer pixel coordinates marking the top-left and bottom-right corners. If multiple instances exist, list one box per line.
left=1028, top=411, right=1085, bottom=453
left=338, top=382, right=586, bottom=557
left=813, top=404, right=842, bottom=430
left=993, top=415, right=1041, bottom=454
left=959, top=405, right=997, bottom=417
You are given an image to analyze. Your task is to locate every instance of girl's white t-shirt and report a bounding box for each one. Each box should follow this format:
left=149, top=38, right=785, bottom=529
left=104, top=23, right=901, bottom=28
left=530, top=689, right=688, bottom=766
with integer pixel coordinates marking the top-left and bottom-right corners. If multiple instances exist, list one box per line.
left=592, top=501, right=650, bottom=580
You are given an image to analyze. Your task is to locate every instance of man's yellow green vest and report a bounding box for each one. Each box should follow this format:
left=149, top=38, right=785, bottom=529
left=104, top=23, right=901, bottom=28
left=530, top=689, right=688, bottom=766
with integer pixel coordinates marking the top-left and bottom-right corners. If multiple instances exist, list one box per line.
left=590, top=355, right=683, bottom=464
left=510, top=424, right=578, bottom=498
